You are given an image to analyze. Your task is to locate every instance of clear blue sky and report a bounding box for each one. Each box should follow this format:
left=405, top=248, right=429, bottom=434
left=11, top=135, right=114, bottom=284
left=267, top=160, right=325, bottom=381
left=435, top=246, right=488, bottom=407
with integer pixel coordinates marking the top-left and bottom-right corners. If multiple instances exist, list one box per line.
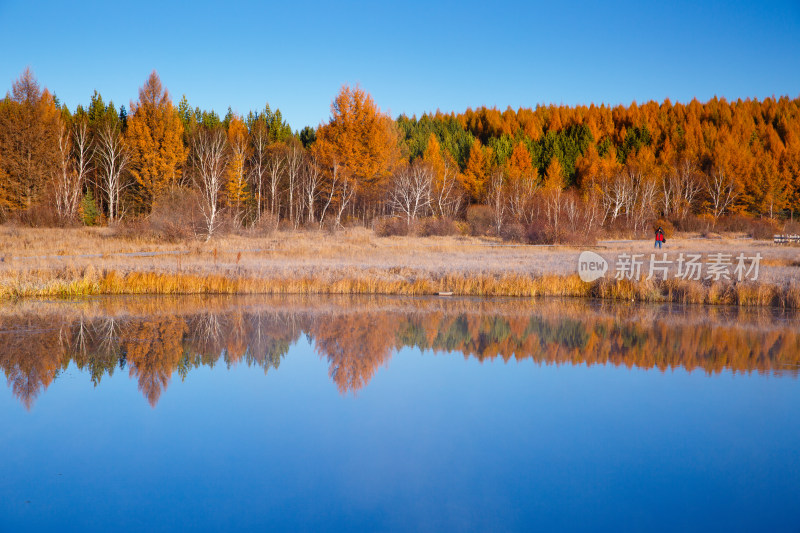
left=1, top=0, right=798, bottom=130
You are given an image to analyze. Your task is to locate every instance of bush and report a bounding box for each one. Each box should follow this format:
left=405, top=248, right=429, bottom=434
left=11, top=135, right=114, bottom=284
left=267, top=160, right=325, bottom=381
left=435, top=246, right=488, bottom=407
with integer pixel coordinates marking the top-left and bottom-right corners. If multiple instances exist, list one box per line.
left=244, top=213, right=279, bottom=237
left=750, top=218, right=779, bottom=240
left=374, top=216, right=409, bottom=237
left=11, top=202, right=64, bottom=227
left=151, top=188, right=204, bottom=240
left=499, top=222, right=526, bottom=242
left=557, top=229, right=598, bottom=246
left=414, top=217, right=459, bottom=237
left=525, top=223, right=554, bottom=244
left=652, top=218, right=676, bottom=235
left=115, top=188, right=203, bottom=241
left=783, top=219, right=800, bottom=234
left=712, top=214, right=779, bottom=240
left=466, top=205, right=493, bottom=236
left=669, top=215, right=712, bottom=234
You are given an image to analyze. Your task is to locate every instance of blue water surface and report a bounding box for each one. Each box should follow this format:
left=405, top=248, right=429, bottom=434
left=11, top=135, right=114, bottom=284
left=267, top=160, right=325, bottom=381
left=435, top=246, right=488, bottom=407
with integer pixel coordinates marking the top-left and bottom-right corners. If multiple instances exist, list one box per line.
left=1, top=308, right=799, bottom=532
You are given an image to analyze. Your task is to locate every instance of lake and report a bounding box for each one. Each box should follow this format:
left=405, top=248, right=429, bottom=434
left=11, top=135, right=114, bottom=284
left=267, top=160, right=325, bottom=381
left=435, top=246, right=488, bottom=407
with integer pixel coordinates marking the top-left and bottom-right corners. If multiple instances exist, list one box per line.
left=1, top=295, right=799, bottom=531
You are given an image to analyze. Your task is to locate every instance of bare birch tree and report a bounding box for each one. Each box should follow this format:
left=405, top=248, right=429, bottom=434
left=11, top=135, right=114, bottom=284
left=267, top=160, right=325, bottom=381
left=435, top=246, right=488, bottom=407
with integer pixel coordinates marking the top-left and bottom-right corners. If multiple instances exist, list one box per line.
left=633, top=173, right=659, bottom=233
left=73, top=119, right=93, bottom=204
left=318, top=158, right=355, bottom=229
left=432, top=156, right=464, bottom=219
left=54, top=121, right=83, bottom=220
left=266, top=144, right=285, bottom=218
left=486, top=171, right=505, bottom=236
left=190, top=128, right=227, bottom=240
left=284, top=142, right=303, bottom=227
left=599, top=172, right=629, bottom=224
left=665, top=159, right=703, bottom=220
left=248, top=121, right=269, bottom=221
left=508, top=174, right=540, bottom=224
left=300, top=154, right=323, bottom=224
left=96, top=122, right=130, bottom=223
left=705, top=169, right=738, bottom=227
left=544, top=180, right=564, bottom=237
left=389, top=162, right=432, bottom=224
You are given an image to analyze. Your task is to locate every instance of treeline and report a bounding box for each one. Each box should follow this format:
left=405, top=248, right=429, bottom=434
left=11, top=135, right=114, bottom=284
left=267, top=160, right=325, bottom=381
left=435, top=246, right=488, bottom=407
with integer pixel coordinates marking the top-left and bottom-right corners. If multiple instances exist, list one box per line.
left=3, top=303, right=799, bottom=408
left=1, top=68, right=798, bottom=240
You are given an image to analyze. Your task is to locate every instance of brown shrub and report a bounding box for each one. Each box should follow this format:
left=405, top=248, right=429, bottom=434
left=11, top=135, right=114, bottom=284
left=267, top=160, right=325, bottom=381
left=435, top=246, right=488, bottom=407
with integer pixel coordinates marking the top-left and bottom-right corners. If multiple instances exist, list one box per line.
left=499, top=222, right=526, bottom=242
left=115, top=188, right=203, bottom=242
left=652, top=218, right=676, bottom=235
left=414, top=217, right=460, bottom=237
left=374, top=217, right=409, bottom=237
left=714, top=214, right=779, bottom=239
left=466, top=205, right=493, bottom=236
left=10, top=202, right=70, bottom=228
left=750, top=218, right=779, bottom=240
left=670, top=215, right=710, bottom=233
left=781, top=218, right=800, bottom=234
left=525, top=223, right=554, bottom=245
left=244, top=213, right=279, bottom=237
left=557, top=229, right=598, bottom=246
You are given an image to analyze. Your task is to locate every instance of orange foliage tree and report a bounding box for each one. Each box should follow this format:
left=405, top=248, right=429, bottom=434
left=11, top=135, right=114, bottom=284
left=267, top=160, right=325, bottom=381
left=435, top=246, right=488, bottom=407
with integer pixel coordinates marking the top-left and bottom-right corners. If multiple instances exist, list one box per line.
left=315, top=85, right=400, bottom=216
left=461, top=137, right=489, bottom=202
left=125, top=71, right=186, bottom=213
left=0, top=68, right=61, bottom=215
left=225, top=115, right=250, bottom=224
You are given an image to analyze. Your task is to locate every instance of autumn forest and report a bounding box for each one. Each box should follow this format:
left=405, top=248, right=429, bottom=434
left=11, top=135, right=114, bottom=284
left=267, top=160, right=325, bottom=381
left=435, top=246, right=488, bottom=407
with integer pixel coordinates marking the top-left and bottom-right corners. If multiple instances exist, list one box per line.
left=1, top=68, right=799, bottom=242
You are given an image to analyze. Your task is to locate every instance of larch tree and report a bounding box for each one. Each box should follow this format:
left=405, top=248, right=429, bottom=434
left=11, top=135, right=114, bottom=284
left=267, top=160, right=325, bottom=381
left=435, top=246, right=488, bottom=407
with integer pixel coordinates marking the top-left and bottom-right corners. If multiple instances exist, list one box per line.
left=505, top=141, right=539, bottom=223
left=225, top=115, right=250, bottom=226
left=423, top=134, right=463, bottom=218
left=125, top=71, right=186, bottom=213
left=544, top=157, right=565, bottom=235
left=315, top=85, right=400, bottom=216
left=0, top=68, right=60, bottom=215
left=461, top=138, right=489, bottom=203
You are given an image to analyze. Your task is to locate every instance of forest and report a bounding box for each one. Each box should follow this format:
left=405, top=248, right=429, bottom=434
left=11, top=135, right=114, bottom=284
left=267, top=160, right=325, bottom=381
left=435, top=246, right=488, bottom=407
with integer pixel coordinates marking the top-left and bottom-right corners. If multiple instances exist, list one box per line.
left=1, top=68, right=799, bottom=243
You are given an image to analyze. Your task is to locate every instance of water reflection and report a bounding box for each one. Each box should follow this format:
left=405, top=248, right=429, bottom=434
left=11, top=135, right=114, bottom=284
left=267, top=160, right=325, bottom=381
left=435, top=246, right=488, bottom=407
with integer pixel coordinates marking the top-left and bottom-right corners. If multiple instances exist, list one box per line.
left=2, top=295, right=798, bottom=408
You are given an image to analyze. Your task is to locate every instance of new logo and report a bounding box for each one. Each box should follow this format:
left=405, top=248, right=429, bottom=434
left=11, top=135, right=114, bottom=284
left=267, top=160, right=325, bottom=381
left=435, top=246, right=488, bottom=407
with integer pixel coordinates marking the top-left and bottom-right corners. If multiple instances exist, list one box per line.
left=578, top=251, right=608, bottom=282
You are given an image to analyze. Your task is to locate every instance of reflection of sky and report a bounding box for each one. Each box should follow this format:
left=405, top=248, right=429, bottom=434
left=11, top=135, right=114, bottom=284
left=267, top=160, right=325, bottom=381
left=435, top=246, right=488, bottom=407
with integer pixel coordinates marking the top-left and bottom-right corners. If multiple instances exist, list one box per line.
left=2, top=338, right=799, bottom=531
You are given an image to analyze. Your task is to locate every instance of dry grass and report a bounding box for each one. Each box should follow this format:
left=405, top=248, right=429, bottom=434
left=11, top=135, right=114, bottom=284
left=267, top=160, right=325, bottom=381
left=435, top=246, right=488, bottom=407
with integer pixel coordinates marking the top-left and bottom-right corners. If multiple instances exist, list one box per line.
left=1, top=226, right=798, bottom=308
left=1, top=265, right=798, bottom=309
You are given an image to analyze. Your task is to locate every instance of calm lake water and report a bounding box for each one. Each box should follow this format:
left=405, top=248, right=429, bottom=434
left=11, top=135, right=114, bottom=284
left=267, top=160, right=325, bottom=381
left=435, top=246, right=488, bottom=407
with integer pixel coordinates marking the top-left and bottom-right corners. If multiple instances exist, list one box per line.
left=1, top=295, right=799, bottom=532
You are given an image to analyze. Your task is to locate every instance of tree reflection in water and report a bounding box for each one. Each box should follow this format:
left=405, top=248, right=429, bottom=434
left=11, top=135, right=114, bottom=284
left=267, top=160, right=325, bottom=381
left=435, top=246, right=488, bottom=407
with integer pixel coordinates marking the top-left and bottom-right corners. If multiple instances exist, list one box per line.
left=1, top=295, right=798, bottom=408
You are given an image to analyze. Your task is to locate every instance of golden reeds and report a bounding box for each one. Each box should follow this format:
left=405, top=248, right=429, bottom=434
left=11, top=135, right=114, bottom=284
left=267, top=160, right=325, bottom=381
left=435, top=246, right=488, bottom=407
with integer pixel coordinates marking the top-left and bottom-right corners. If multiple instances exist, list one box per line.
left=1, top=266, right=797, bottom=308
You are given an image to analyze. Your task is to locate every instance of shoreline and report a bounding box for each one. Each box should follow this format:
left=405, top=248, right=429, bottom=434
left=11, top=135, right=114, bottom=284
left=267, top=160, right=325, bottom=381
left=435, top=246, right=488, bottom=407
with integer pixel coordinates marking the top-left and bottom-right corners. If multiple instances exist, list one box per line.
left=1, top=267, right=798, bottom=309
left=1, top=227, right=798, bottom=308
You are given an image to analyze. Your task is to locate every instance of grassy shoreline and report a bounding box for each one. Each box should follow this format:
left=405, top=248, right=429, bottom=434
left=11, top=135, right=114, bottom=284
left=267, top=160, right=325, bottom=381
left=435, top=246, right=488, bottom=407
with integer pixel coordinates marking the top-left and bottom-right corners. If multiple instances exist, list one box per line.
left=1, top=266, right=798, bottom=309
left=1, top=227, right=798, bottom=308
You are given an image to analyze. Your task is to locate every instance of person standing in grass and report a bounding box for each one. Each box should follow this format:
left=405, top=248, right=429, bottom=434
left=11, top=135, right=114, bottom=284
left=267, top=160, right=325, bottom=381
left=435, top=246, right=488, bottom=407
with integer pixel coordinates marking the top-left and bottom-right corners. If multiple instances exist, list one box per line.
left=654, top=227, right=666, bottom=249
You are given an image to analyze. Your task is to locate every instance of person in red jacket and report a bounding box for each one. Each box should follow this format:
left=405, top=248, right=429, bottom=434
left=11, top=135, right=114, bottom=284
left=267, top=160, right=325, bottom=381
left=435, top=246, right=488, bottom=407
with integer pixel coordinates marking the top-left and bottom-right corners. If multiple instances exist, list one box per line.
left=654, top=227, right=665, bottom=249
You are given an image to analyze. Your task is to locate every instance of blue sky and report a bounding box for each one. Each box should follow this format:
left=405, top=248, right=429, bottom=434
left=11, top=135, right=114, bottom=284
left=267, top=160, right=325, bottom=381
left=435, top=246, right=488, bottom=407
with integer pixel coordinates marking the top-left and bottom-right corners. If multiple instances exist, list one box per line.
left=1, top=0, right=798, bottom=130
